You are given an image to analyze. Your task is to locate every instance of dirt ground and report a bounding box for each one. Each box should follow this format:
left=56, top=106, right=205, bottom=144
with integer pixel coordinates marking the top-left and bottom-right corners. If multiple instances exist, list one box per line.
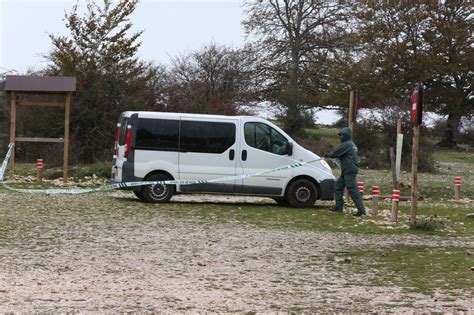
left=0, top=190, right=472, bottom=313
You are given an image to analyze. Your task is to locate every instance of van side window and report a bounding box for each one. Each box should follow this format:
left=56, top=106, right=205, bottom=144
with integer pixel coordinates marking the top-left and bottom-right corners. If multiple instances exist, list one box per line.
left=136, top=118, right=179, bottom=150
left=180, top=121, right=235, bottom=154
left=244, top=122, right=289, bottom=155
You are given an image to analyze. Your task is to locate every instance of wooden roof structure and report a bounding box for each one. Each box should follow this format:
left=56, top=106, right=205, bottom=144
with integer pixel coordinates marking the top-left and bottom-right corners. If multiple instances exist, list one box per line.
left=5, top=75, right=76, bottom=93
left=5, top=75, right=77, bottom=182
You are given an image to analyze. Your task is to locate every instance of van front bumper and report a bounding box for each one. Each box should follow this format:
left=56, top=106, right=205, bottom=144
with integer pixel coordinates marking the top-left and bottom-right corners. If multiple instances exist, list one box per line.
left=319, top=179, right=335, bottom=200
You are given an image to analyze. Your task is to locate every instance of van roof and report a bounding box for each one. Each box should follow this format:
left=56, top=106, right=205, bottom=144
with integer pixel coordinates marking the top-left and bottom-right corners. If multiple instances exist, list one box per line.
left=123, top=111, right=261, bottom=121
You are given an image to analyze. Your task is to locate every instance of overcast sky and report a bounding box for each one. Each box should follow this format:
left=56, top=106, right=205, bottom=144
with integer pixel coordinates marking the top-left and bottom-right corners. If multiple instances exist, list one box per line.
left=0, top=0, right=246, bottom=74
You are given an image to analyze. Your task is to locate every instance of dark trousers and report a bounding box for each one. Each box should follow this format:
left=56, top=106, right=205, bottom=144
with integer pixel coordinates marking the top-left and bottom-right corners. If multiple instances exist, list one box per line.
left=334, top=172, right=365, bottom=212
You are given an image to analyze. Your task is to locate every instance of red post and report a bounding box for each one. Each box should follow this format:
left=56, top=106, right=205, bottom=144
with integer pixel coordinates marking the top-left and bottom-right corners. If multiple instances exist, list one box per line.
left=454, top=177, right=461, bottom=200
left=391, top=189, right=400, bottom=223
left=357, top=182, right=364, bottom=195
left=371, top=186, right=380, bottom=216
left=36, top=159, right=44, bottom=183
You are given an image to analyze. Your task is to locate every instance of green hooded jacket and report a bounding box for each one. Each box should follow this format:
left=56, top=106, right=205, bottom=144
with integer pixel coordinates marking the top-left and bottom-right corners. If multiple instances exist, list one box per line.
left=328, top=127, right=359, bottom=174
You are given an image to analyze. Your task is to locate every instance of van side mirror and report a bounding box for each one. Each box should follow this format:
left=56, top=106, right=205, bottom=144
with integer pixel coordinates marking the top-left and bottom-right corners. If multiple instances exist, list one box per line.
left=286, top=142, right=293, bottom=156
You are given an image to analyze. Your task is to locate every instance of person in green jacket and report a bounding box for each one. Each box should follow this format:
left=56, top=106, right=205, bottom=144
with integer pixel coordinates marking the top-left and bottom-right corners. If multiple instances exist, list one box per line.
left=327, top=127, right=366, bottom=216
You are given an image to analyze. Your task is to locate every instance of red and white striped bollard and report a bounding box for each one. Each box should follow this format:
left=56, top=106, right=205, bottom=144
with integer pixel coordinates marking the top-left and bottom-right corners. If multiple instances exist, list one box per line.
left=391, top=189, right=400, bottom=222
left=37, top=159, right=44, bottom=183
left=454, top=177, right=461, bottom=200
left=371, top=186, right=380, bottom=216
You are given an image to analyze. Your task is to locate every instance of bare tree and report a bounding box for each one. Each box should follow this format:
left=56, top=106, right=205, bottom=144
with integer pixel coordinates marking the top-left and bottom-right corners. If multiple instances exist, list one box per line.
left=152, top=43, right=256, bottom=115
left=243, top=0, right=350, bottom=136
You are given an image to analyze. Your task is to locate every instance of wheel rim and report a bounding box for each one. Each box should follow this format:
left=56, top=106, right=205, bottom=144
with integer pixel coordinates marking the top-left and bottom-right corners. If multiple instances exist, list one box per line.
left=295, top=186, right=311, bottom=203
left=150, top=184, right=167, bottom=200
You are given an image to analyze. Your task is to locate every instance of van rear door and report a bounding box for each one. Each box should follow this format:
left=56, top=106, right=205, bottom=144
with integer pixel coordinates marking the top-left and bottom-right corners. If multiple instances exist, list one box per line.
left=111, top=113, right=130, bottom=181
left=178, top=117, right=238, bottom=193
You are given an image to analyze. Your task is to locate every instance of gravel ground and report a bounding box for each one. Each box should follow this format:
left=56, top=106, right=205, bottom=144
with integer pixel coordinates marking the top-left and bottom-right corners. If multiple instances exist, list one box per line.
left=0, top=190, right=472, bottom=313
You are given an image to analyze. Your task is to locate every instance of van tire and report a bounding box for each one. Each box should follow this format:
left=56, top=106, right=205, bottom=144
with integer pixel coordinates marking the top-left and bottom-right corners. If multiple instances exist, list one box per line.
left=286, top=179, right=317, bottom=208
left=133, top=190, right=146, bottom=201
left=142, top=173, right=175, bottom=203
left=272, top=197, right=289, bottom=206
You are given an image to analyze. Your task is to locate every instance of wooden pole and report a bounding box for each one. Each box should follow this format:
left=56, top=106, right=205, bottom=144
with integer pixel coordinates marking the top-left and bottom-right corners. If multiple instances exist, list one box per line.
left=410, top=125, right=420, bottom=223
left=391, top=189, right=400, bottom=223
left=371, top=186, right=380, bottom=216
left=37, top=159, right=43, bottom=183
left=397, top=118, right=402, bottom=134
left=348, top=90, right=354, bottom=132
left=63, top=92, right=71, bottom=183
left=9, top=92, right=17, bottom=179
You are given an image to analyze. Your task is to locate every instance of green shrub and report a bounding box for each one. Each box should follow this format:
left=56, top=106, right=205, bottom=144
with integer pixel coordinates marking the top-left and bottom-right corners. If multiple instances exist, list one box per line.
left=409, top=217, right=444, bottom=231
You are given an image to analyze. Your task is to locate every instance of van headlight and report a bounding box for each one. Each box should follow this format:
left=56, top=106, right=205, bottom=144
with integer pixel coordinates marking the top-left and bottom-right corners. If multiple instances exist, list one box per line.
left=320, top=159, right=331, bottom=170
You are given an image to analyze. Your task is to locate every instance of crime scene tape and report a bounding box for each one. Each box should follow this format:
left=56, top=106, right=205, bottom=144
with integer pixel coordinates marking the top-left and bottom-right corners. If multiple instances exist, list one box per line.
left=1, top=143, right=325, bottom=195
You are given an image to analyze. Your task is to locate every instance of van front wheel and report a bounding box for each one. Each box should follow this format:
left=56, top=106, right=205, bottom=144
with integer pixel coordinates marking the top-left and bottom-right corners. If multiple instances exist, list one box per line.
left=286, top=179, right=317, bottom=208
left=142, top=173, right=175, bottom=203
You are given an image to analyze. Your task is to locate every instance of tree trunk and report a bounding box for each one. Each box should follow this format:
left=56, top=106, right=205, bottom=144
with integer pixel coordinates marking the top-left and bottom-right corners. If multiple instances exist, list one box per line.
left=437, top=112, right=461, bottom=148
left=284, top=51, right=302, bottom=137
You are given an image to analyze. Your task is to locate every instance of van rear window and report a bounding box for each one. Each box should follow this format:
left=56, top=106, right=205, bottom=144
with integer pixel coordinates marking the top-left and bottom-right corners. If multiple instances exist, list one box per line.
left=118, top=116, right=129, bottom=145
left=136, top=118, right=179, bottom=150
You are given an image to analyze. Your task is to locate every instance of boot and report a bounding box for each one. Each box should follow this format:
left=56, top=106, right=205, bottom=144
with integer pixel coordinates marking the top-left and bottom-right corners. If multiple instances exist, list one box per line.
left=330, top=206, right=343, bottom=213
left=352, top=210, right=366, bottom=217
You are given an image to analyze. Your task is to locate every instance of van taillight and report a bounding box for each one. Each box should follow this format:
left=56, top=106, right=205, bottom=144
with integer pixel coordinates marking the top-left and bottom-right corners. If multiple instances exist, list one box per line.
left=114, top=123, right=120, bottom=155
left=124, top=126, right=131, bottom=158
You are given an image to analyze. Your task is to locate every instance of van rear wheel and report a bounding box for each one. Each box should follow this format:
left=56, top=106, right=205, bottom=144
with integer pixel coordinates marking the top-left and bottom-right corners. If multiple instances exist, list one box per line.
left=272, top=197, right=289, bottom=207
left=286, top=179, right=318, bottom=208
left=133, top=190, right=147, bottom=201
left=142, top=173, right=175, bottom=203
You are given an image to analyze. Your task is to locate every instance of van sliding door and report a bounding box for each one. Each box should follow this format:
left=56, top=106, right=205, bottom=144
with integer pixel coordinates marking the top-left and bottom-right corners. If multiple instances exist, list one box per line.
left=178, top=118, right=238, bottom=193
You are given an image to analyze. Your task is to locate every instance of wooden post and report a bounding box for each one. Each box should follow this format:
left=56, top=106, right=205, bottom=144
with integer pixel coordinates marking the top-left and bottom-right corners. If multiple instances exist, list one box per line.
left=371, top=186, right=380, bottom=216
left=348, top=90, right=354, bottom=132
left=63, top=92, right=71, bottom=183
left=9, top=91, right=16, bottom=178
left=37, top=159, right=43, bottom=183
left=392, top=189, right=400, bottom=223
left=396, top=118, right=401, bottom=134
left=410, top=125, right=420, bottom=223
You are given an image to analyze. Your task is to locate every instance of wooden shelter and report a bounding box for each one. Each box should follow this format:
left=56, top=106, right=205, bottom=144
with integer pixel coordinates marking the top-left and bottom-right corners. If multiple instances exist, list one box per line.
left=5, top=75, right=76, bottom=182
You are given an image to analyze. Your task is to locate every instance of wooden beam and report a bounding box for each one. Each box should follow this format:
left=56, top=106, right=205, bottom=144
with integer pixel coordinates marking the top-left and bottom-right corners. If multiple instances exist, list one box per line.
left=63, top=92, right=71, bottom=183
left=411, top=125, right=420, bottom=223
left=17, top=100, right=65, bottom=108
left=348, top=90, right=354, bottom=131
left=9, top=92, right=16, bottom=178
left=15, top=137, right=64, bottom=143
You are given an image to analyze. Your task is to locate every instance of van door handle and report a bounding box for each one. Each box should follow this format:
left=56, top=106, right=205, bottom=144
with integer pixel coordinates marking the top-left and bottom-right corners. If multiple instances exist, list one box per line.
left=229, top=149, right=235, bottom=160
left=242, top=150, right=247, bottom=161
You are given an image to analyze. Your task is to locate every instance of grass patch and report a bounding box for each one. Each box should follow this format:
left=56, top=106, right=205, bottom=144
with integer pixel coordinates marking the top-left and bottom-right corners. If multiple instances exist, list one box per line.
left=10, top=161, right=112, bottom=179
left=305, top=127, right=340, bottom=146
left=433, top=149, right=474, bottom=164
left=342, top=245, right=474, bottom=295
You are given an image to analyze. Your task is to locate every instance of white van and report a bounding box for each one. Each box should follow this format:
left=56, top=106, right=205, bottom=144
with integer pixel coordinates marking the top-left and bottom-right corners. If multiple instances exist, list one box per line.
left=111, top=112, right=335, bottom=207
